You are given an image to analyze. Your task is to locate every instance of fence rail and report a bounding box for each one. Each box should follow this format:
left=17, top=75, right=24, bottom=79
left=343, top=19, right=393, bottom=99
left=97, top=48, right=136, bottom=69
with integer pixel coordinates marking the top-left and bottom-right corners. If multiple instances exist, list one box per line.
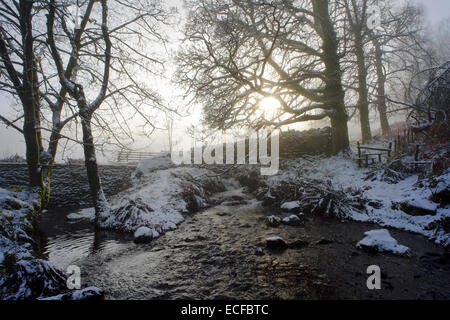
left=117, top=150, right=160, bottom=163
left=357, top=142, right=393, bottom=168
left=356, top=125, right=432, bottom=169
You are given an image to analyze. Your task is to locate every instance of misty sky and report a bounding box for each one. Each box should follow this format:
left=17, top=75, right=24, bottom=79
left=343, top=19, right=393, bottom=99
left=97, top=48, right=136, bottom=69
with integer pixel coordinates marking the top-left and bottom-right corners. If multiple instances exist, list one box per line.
left=413, top=0, right=450, bottom=24
left=0, top=0, right=449, bottom=163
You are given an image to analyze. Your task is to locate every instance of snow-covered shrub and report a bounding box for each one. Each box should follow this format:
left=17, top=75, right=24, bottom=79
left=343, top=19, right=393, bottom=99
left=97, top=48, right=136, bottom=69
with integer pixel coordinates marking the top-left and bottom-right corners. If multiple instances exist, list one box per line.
left=0, top=188, right=68, bottom=299
left=428, top=170, right=450, bottom=206
left=0, top=259, right=67, bottom=300
left=101, top=167, right=225, bottom=241
left=259, top=177, right=367, bottom=219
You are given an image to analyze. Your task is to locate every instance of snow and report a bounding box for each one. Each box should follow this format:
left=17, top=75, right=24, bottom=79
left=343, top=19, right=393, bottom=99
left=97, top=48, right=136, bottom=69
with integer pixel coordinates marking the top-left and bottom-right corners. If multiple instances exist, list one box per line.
left=134, top=152, right=175, bottom=177
left=134, top=226, right=159, bottom=239
left=281, top=201, right=301, bottom=210
left=357, top=229, right=410, bottom=256
left=0, top=188, right=102, bottom=299
left=67, top=207, right=95, bottom=221
left=282, top=215, right=302, bottom=224
left=0, top=188, right=40, bottom=266
left=267, top=155, right=450, bottom=247
left=266, top=215, right=281, bottom=224
left=63, top=155, right=225, bottom=243
left=266, top=236, right=283, bottom=242
left=40, top=286, right=103, bottom=300
left=100, top=157, right=224, bottom=241
left=404, top=199, right=438, bottom=213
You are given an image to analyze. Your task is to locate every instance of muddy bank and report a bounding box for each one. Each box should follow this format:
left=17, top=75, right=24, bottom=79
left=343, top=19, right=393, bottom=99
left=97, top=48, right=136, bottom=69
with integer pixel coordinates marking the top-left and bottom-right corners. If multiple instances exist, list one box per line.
left=39, top=188, right=450, bottom=300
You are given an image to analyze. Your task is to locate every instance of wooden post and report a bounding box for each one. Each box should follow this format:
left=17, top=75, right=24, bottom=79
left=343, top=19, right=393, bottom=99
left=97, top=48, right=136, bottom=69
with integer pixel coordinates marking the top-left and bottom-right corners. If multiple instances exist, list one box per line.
left=378, top=154, right=382, bottom=162
left=415, top=145, right=420, bottom=171
left=388, top=142, right=392, bottom=157
left=365, top=154, right=369, bottom=168
left=357, top=141, right=361, bottom=168
left=403, top=130, right=406, bottom=149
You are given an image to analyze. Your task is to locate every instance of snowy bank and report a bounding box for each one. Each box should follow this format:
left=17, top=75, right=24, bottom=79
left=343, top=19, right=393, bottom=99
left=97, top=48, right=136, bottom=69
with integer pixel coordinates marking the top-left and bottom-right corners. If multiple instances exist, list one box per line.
left=93, top=154, right=226, bottom=242
left=258, top=155, right=450, bottom=247
left=0, top=188, right=103, bottom=299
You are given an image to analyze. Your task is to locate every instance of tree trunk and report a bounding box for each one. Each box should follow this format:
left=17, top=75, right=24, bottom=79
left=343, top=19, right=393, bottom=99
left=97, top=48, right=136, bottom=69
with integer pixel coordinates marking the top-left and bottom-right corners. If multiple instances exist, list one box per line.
left=22, top=99, right=42, bottom=188
left=20, top=0, right=44, bottom=189
left=354, top=34, right=372, bottom=143
left=313, top=0, right=350, bottom=154
left=373, top=38, right=391, bottom=136
left=330, top=107, right=350, bottom=154
left=81, top=112, right=109, bottom=226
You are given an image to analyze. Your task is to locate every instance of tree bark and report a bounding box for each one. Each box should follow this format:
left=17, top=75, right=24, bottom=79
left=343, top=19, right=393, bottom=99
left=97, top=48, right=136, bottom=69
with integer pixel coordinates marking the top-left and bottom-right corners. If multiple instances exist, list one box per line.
left=46, top=0, right=111, bottom=223
left=373, top=37, right=391, bottom=136
left=81, top=112, right=108, bottom=226
left=354, top=33, right=372, bottom=143
left=313, top=0, right=350, bottom=154
left=19, top=0, right=44, bottom=189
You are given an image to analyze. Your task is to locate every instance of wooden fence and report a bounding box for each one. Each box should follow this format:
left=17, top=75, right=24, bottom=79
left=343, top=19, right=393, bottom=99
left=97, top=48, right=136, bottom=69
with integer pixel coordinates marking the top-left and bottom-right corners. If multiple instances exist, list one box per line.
left=357, top=126, right=431, bottom=169
left=357, top=142, right=392, bottom=168
left=117, top=150, right=160, bottom=163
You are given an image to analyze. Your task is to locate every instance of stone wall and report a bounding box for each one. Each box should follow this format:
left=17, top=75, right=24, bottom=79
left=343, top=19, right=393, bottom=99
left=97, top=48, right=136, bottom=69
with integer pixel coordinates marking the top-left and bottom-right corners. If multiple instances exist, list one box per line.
left=0, top=163, right=135, bottom=209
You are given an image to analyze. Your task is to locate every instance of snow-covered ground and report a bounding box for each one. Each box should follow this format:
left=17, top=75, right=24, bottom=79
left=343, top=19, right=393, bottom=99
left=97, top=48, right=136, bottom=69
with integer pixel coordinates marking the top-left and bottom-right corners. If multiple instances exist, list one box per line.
left=70, top=154, right=226, bottom=242
left=267, top=155, right=450, bottom=247
left=68, top=152, right=449, bottom=247
left=0, top=188, right=42, bottom=266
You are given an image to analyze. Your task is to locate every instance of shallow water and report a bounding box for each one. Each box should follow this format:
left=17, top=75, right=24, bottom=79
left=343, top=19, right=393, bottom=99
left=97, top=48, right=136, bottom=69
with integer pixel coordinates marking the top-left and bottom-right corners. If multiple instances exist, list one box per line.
left=37, top=209, right=135, bottom=271
left=37, top=188, right=450, bottom=300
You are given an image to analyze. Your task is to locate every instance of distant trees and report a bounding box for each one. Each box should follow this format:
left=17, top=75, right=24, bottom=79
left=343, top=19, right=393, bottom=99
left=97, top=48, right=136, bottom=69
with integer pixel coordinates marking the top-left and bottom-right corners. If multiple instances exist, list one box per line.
left=177, top=0, right=350, bottom=153
left=338, top=0, right=430, bottom=138
left=366, top=1, right=431, bottom=134
left=342, top=0, right=374, bottom=142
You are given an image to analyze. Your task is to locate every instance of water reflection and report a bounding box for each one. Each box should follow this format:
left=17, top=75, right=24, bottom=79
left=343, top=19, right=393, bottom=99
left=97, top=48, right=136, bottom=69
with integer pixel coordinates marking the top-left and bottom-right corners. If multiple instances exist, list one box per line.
left=37, top=208, right=135, bottom=271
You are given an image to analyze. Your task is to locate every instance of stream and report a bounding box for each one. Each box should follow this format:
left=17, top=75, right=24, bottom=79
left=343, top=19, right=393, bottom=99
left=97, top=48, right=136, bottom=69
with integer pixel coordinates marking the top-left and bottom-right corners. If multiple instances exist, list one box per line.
left=36, top=187, right=450, bottom=300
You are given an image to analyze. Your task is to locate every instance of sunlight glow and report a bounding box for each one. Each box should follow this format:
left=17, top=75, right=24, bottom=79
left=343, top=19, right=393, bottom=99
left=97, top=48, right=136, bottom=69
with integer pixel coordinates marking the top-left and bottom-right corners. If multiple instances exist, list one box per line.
left=259, top=97, right=281, bottom=114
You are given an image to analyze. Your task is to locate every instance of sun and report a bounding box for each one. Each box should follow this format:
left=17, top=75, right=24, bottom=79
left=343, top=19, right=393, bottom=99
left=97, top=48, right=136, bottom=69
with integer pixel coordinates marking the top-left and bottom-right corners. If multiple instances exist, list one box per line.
left=259, top=97, right=281, bottom=113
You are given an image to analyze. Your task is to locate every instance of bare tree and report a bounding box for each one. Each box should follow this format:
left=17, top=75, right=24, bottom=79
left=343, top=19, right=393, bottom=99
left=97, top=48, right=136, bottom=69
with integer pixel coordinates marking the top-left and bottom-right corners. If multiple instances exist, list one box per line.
left=0, top=1, right=43, bottom=191
left=341, top=0, right=374, bottom=142
left=46, top=0, right=174, bottom=223
left=177, top=0, right=349, bottom=154
left=367, top=1, right=430, bottom=135
left=0, top=0, right=77, bottom=205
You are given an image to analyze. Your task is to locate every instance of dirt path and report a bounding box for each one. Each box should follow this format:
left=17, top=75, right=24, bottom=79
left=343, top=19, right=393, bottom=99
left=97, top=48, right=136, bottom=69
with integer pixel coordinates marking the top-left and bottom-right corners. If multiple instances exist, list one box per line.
left=50, top=188, right=450, bottom=300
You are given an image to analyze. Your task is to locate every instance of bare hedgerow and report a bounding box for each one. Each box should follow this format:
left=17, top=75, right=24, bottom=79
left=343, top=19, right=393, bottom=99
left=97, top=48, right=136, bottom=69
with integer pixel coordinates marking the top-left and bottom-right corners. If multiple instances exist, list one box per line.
left=257, top=177, right=367, bottom=219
